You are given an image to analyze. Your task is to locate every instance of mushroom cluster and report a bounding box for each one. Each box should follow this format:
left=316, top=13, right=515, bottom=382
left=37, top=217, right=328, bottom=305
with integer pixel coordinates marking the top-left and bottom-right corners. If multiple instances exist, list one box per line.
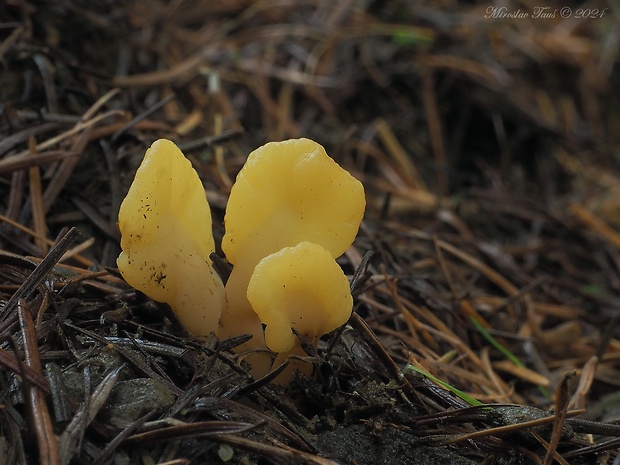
left=117, top=138, right=365, bottom=382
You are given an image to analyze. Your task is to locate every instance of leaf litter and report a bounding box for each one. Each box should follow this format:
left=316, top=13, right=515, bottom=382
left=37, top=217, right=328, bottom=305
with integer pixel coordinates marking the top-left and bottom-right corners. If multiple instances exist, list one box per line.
left=0, top=1, right=619, bottom=464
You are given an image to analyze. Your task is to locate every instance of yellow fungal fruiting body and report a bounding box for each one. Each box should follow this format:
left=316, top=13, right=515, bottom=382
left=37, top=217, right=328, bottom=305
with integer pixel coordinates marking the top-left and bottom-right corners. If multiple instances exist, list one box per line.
left=117, top=137, right=366, bottom=383
left=247, top=241, right=353, bottom=353
left=220, top=138, right=365, bottom=345
left=117, top=139, right=225, bottom=337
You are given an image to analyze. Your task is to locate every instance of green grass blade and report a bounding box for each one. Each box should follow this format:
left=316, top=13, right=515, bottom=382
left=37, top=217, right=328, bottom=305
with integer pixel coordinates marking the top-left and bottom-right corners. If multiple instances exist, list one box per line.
left=402, top=363, right=483, bottom=406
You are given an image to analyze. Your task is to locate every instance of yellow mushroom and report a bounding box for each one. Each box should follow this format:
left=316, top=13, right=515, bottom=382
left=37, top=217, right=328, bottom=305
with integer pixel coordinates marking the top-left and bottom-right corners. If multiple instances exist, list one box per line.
left=220, top=138, right=365, bottom=345
left=116, top=137, right=365, bottom=382
left=117, top=139, right=226, bottom=337
left=247, top=241, right=353, bottom=354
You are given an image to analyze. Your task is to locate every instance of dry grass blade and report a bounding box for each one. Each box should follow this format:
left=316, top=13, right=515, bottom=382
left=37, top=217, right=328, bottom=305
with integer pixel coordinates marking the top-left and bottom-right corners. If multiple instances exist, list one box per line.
left=0, top=347, right=50, bottom=392
left=1, top=227, right=79, bottom=320
left=569, top=355, right=597, bottom=410
left=18, top=299, right=59, bottom=465
left=41, top=127, right=91, bottom=213
left=0, top=24, right=24, bottom=61
left=440, top=408, right=584, bottom=446
left=492, top=360, right=550, bottom=387
left=28, top=138, right=48, bottom=254
left=350, top=313, right=424, bottom=406
left=542, top=372, right=574, bottom=465
left=91, top=411, right=156, bottom=465
left=71, top=197, right=119, bottom=241
left=435, top=236, right=520, bottom=297
left=571, top=203, right=620, bottom=249
left=0, top=150, right=79, bottom=174
left=112, top=47, right=216, bottom=87
left=124, top=420, right=260, bottom=446
left=374, top=118, right=425, bottom=191
left=217, top=434, right=342, bottom=465
left=111, top=93, right=177, bottom=141
left=532, top=432, right=570, bottom=465
left=421, top=72, right=448, bottom=197
left=204, top=397, right=313, bottom=451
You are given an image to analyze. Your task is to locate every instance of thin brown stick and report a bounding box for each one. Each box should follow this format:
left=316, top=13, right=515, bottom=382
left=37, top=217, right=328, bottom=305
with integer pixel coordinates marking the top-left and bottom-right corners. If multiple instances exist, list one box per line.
left=542, top=372, right=574, bottom=465
left=0, top=150, right=78, bottom=175
left=422, top=71, right=448, bottom=197
left=18, top=299, right=60, bottom=465
left=0, top=347, right=50, bottom=392
left=442, top=409, right=584, bottom=445
left=28, top=137, right=48, bottom=253
left=0, top=227, right=79, bottom=322
left=532, top=432, right=571, bottom=465
left=571, top=203, right=620, bottom=249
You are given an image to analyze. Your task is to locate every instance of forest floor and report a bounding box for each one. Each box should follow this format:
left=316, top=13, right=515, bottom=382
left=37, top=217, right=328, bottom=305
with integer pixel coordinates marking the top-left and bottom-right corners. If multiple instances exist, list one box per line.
left=0, top=1, right=619, bottom=464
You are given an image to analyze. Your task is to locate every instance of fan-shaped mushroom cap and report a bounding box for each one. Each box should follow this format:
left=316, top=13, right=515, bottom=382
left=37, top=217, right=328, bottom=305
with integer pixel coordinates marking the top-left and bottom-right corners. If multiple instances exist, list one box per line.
left=117, top=139, right=225, bottom=336
left=222, top=138, right=365, bottom=264
left=247, top=241, right=353, bottom=353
